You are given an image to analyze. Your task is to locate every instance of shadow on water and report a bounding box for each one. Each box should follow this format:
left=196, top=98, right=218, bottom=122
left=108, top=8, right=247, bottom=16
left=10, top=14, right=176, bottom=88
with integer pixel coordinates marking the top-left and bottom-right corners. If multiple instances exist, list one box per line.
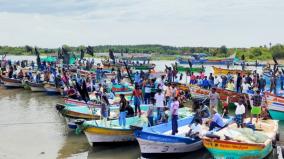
left=57, top=131, right=90, bottom=159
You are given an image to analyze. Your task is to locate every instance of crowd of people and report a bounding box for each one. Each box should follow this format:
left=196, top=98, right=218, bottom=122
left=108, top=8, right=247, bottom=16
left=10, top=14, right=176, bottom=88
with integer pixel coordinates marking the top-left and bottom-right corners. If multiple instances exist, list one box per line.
left=0, top=58, right=277, bottom=138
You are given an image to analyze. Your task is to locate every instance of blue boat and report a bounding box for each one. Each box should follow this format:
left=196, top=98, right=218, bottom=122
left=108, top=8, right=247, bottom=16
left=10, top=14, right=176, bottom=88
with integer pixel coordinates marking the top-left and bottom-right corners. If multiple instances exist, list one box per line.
left=134, top=116, right=233, bottom=158
left=177, top=58, right=234, bottom=65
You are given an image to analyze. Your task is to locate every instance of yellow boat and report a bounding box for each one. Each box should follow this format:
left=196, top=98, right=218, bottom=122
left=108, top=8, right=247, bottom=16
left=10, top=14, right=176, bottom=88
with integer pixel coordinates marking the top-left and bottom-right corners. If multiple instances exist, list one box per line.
left=203, top=118, right=278, bottom=159
left=212, top=66, right=252, bottom=76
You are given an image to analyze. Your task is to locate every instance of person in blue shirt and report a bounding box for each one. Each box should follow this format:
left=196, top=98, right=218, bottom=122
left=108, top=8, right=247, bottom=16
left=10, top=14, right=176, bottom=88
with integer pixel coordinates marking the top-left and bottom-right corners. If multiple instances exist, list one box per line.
left=134, top=71, right=140, bottom=84
left=209, top=108, right=225, bottom=131
left=280, top=72, right=284, bottom=90
left=202, top=76, right=210, bottom=89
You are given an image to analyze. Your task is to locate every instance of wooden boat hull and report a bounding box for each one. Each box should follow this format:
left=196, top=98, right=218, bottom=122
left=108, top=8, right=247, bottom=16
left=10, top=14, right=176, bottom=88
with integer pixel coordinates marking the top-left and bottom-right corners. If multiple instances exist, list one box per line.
left=269, top=109, right=284, bottom=120
left=27, top=82, right=45, bottom=92
left=137, top=138, right=202, bottom=158
left=190, top=86, right=249, bottom=104
left=135, top=117, right=203, bottom=157
left=44, top=83, right=62, bottom=95
left=203, top=138, right=272, bottom=159
left=30, top=86, right=45, bottom=92
left=56, top=104, right=100, bottom=129
left=265, top=92, right=284, bottom=120
left=84, top=127, right=135, bottom=145
left=0, top=75, right=23, bottom=88
left=212, top=66, right=251, bottom=76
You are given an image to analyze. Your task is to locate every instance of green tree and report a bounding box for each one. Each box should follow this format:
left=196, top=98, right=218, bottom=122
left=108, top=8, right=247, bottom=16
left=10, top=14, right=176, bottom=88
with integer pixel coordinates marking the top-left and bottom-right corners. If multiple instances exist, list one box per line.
left=219, top=45, right=228, bottom=55
left=271, top=44, right=284, bottom=58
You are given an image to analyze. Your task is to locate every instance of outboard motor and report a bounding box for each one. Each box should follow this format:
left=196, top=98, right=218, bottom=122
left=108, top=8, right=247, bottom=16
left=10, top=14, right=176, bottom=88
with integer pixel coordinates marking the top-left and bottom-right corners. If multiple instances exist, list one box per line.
left=55, top=104, right=65, bottom=111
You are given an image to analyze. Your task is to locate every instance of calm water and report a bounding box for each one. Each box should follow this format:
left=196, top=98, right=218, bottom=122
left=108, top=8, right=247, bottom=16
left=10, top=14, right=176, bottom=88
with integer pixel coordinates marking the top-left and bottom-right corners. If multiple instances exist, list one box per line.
left=0, top=56, right=282, bottom=159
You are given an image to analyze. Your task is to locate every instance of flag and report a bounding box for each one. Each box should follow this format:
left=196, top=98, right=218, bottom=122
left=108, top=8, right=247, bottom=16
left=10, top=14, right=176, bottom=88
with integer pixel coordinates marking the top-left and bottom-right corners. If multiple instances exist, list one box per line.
left=80, top=49, right=85, bottom=60
left=86, top=46, right=94, bottom=56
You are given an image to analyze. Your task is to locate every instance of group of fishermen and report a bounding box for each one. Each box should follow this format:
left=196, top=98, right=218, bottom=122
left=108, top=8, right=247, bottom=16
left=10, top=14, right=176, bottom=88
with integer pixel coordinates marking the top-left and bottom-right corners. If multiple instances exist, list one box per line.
left=0, top=57, right=278, bottom=138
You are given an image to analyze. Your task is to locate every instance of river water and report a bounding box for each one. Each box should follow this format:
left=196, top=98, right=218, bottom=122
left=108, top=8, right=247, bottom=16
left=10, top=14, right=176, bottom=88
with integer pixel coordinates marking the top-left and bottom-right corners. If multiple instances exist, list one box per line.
left=0, top=56, right=283, bottom=159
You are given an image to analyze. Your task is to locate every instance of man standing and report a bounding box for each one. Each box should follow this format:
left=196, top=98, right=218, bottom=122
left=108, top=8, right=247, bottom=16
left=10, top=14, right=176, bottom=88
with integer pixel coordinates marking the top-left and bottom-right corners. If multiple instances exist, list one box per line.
left=270, top=74, right=277, bottom=94
left=250, top=90, right=262, bottom=123
left=155, top=89, right=165, bottom=120
left=280, top=72, right=284, bottom=90
left=236, top=73, right=242, bottom=93
left=258, top=75, right=266, bottom=92
left=131, top=85, right=143, bottom=116
left=209, top=88, right=220, bottom=116
left=171, top=97, right=179, bottom=135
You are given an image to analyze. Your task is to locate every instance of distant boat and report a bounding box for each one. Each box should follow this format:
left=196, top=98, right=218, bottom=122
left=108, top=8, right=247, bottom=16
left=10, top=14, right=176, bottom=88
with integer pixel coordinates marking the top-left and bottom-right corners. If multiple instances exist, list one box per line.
left=177, top=58, right=234, bottom=65
left=176, top=65, right=205, bottom=72
left=212, top=66, right=252, bottom=76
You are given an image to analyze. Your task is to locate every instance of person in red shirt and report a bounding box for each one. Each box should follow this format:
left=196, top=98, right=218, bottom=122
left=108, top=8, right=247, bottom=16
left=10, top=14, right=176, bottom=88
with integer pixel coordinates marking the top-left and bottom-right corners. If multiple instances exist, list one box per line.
left=131, top=85, right=143, bottom=116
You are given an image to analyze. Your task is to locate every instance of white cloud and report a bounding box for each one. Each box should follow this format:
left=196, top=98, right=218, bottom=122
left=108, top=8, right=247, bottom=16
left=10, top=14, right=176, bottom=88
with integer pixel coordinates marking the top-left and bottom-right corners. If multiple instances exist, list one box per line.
left=0, top=0, right=283, bottom=47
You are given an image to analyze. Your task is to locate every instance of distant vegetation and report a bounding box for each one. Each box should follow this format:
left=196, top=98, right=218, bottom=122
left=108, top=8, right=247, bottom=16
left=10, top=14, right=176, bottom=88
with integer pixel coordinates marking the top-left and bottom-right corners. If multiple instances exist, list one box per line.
left=0, top=44, right=284, bottom=61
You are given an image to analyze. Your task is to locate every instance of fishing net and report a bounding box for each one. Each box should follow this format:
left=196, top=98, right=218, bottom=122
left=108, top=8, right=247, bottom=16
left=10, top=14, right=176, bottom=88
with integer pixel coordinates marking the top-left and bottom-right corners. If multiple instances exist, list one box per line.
left=216, top=128, right=269, bottom=143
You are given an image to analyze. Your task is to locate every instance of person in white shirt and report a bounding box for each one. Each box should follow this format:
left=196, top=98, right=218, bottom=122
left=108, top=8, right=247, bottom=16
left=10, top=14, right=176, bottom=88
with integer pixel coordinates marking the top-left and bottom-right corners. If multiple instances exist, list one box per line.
left=187, top=118, right=203, bottom=139
left=155, top=89, right=165, bottom=120
left=234, top=98, right=246, bottom=128
left=242, top=82, right=251, bottom=93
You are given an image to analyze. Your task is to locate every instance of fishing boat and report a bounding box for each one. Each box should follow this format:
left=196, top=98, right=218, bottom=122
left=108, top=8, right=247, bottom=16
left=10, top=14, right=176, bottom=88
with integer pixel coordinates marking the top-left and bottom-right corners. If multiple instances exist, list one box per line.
left=64, top=98, right=101, bottom=107
left=212, top=66, right=252, bottom=76
left=27, top=81, right=45, bottom=92
left=134, top=115, right=233, bottom=158
left=177, top=58, right=234, bottom=65
left=112, top=84, right=133, bottom=92
left=0, top=75, right=23, bottom=88
left=78, top=116, right=148, bottom=145
left=264, top=92, right=284, bottom=120
left=44, top=83, right=63, bottom=95
left=56, top=103, right=151, bottom=129
left=101, top=60, right=155, bottom=70
left=190, top=86, right=249, bottom=106
left=203, top=119, right=278, bottom=159
left=56, top=104, right=103, bottom=129
left=176, top=65, right=204, bottom=72
left=77, top=107, right=193, bottom=145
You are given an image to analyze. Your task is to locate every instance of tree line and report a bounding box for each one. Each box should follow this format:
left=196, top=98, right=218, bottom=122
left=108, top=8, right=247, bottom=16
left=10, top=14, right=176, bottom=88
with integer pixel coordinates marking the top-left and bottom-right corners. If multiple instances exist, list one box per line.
left=0, top=44, right=283, bottom=60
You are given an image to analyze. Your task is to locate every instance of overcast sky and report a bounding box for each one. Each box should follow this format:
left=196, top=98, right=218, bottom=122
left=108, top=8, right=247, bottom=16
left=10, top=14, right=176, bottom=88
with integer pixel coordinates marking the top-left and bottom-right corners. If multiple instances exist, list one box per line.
left=0, top=0, right=283, bottom=48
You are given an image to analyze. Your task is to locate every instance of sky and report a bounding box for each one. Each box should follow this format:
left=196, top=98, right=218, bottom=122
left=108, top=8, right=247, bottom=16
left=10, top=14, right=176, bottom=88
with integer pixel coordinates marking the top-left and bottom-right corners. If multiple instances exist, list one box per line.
left=0, top=0, right=283, bottom=48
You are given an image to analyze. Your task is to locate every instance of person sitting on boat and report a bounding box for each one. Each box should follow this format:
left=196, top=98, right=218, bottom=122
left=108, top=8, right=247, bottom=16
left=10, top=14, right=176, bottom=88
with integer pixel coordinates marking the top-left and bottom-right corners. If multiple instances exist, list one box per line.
left=209, top=108, right=225, bottom=131
left=186, top=118, right=203, bottom=139
left=17, top=69, right=24, bottom=79
left=250, top=90, right=262, bottom=123
left=67, top=86, right=78, bottom=99
left=125, top=102, right=134, bottom=118
left=234, top=98, right=246, bottom=128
